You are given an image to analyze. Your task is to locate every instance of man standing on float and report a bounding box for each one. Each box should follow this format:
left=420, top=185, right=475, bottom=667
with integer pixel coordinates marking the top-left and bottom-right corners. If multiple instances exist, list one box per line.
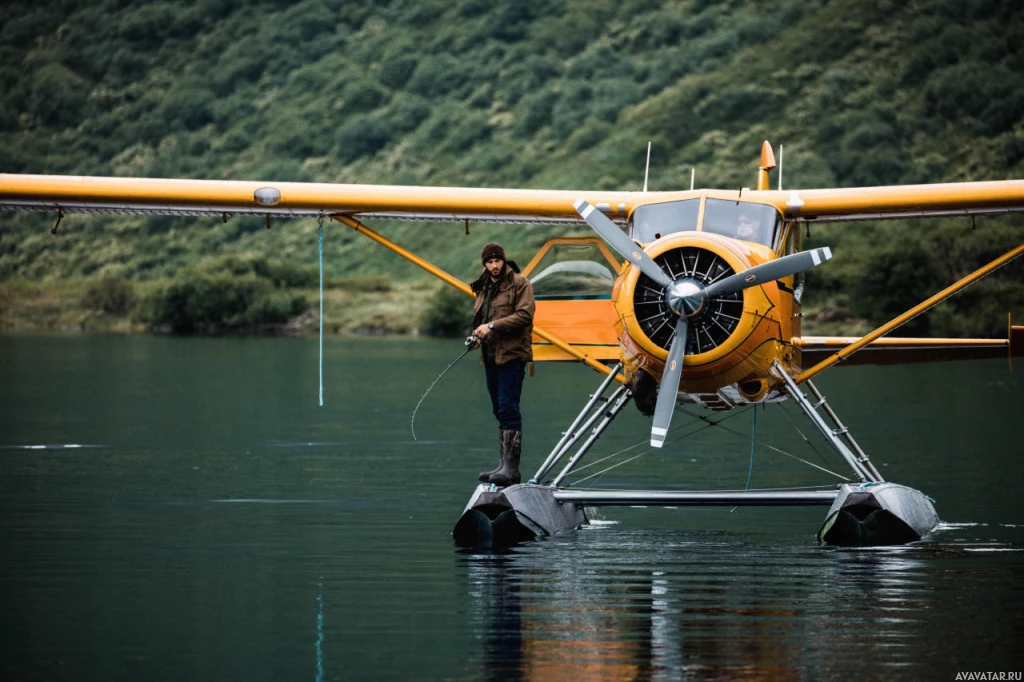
left=470, top=242, right=535, bottom=487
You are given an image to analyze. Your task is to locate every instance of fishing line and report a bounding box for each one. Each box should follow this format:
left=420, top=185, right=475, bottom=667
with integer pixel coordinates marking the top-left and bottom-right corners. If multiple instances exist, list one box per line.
left=568, top=402, right=848, bottom=488
left=569, top=408, right=740, bottom=486
left=410, top=338, right=477, bottom=441
left=569, top=417, right=725, bottom=487
left=568, top=439, right=650, bottom=481
left=679, top=403, right=849, bottom=479
left=571, top=450, right=651, bottom=486
left=568, top=409, right=720, bottom=482
left=777, top=401, right=839, bottom=470
left=757, top=441, right=851, bottom=481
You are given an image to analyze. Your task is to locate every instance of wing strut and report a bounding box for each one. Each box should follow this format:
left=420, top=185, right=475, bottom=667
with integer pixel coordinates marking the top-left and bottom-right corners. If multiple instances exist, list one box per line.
left=796, top=242, right=1024, bottom=384
left=332, top=215, right=622, bottom=381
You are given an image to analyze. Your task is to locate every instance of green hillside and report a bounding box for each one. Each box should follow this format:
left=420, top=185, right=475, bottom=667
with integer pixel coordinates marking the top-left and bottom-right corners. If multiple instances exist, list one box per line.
left=1, top=0, right=1022, bottom=336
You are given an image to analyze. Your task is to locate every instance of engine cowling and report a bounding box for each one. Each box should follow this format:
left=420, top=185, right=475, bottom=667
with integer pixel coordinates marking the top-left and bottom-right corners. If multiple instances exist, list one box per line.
left=633, top=245, right=743, bottom=354
left=614, top=232, right=780, bottom=385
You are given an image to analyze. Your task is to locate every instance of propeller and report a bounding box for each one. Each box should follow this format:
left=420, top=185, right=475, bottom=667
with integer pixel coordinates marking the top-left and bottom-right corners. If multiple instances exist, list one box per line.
left=704, top=247, right=832, bottom=298
left=650, top=316, right=687, bottom=447
left=574, top=199, right=672, bottom=289
left=574, top=199, right=832, bottom=447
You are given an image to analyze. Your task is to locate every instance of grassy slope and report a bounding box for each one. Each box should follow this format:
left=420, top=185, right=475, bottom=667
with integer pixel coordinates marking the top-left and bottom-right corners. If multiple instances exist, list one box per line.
left=0, top=0, right=1022, bottom=335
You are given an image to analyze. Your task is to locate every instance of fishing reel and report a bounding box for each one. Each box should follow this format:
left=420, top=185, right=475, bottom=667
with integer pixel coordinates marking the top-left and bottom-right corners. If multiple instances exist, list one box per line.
left=465, top=335, right=480, bottom=349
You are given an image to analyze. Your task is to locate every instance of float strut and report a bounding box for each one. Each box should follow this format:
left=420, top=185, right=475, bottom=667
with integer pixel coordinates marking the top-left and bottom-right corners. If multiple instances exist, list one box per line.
left=775, top=362, right=879, bottom=482
left=531, top=364, right=622, bottom=484
left=550, top=385, right=633, bottom=488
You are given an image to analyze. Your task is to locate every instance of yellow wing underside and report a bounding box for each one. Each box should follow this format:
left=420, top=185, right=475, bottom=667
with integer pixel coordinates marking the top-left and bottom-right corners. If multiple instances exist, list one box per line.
left=3, top=173, right=1024, bottom=224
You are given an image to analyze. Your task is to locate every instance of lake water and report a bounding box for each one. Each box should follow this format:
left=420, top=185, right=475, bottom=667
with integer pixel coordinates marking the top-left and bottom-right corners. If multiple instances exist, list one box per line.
left=2, top=335, right=1022, bottom=680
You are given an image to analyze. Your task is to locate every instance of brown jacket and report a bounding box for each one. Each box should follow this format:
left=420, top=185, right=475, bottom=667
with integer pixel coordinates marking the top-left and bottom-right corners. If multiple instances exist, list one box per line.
left=472, top=264, right=535, bottom=365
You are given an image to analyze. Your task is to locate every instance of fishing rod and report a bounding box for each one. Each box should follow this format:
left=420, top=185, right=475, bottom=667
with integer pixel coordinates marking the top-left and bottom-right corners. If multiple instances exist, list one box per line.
left=410, top=335, right=479, bottom=441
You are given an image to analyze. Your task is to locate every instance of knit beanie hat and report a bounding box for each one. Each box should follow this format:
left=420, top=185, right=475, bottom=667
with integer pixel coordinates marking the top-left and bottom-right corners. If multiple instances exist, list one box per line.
left=481, top=242, right=506, bottom=264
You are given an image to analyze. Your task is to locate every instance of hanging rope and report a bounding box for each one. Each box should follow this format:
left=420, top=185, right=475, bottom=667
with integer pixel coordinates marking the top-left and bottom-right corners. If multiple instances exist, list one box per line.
left=315, top=576, right=324, bottom=682
left=731, top=407, right=757, bottom=512
left=318, top=216, right=324, bottom=407
left=744, top=408, right=756, bottom=489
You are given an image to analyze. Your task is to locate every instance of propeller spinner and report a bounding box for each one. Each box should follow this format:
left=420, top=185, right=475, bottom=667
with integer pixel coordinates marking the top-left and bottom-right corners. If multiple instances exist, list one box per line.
left=574, top=199, right=833, bottom=448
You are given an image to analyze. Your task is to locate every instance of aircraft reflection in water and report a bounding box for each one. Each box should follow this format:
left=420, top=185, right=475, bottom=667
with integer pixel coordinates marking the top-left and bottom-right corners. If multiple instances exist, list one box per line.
left=2, top=141, right=1022, bottom=546
left=459, top=533, right=966, bottom=680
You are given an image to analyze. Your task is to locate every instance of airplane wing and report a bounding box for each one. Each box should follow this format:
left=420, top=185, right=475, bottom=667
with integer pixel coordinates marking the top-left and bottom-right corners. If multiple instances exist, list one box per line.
left=795, top=332, right=1023, bottom=367
left=0, top=173, right=658, bottom=225
left=752, top=181, right=1024, bottom=223
left=5, top=173, right=1024, bottom=225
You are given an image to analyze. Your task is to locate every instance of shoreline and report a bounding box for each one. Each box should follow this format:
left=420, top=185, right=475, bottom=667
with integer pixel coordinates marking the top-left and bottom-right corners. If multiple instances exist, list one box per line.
left=0, top=277, right=446, bottom=337
left=1, top=275, right=869, bottom=338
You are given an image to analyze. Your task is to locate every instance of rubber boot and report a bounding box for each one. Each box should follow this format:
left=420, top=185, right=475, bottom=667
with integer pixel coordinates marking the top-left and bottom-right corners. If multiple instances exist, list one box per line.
left=478, top=429, right=504, bottom=482
left=488, top=429, right=521, bottom=487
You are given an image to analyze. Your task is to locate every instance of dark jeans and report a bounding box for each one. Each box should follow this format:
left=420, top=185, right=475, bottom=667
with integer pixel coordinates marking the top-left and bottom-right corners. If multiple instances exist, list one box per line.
left=484, top=360, right=526, bottom=431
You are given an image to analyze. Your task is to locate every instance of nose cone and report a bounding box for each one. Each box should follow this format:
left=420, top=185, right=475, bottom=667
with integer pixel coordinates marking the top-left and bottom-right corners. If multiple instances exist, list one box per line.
left=666, top=279, right=705, bottom=317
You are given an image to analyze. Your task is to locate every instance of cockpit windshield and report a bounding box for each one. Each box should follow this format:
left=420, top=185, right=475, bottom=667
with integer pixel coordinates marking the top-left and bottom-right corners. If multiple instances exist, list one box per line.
left=702, top=199, right=783, bottom=248
left=629, top=199, right=699, bottom=243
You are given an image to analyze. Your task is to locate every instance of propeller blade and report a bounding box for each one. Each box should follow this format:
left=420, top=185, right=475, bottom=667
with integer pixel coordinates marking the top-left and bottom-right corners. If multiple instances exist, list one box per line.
left=704, top=247, right=832, bottom=298
left=650, top=316, right=688, bottom=448
left=574, top=199, right=673, bottom=289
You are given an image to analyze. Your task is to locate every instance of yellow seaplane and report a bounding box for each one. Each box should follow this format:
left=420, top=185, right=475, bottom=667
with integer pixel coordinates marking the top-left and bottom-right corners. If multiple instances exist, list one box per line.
left=2, top=142, right=1022, bottom=547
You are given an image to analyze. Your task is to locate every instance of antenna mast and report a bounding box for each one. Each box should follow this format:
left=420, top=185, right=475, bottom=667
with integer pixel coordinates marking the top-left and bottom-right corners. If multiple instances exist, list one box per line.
left=778, top=144, right=784, bottom=190
left=643, top=142, right=651, bottom=192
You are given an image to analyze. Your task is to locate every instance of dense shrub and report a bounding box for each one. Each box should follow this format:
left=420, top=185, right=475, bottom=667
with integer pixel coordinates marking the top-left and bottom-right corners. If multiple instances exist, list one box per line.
left=850, top=240, right=944, bottom=336
left=159, top=85, right=216, bottom=131
left=422, top=285, right=472, bottom=337
left=82, top=274, right=137, bottom=315
left=379, top=54, right=418, bottom=89
left=406, top=55, right=471, bottom=97
left=382, top=94, right=431, bottom=133
left=333, top=275, right=392, bottom=292
left=133, top=255, right=311, bottom=333
left=198, top=254, right=318, bottom=288
left=29, top=63, right=90, bottom=127
left=334, top=115, right=392, bottom=162
left=139, top=273, right=306, bottom=333
left=444, top=108, right=491, bottom=152
left=343, top=81, right=388, bottom=113
left=551, top=83, right=593, bottom=140
left=515, top=89, right=557, bottom=135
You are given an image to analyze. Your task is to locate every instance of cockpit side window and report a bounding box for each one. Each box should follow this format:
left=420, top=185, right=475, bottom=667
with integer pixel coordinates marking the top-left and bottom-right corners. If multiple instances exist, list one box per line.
left=526, top=242, right=618, bottom=300
left=629, top=199, right=700, bottom=243
left=702, top=199, right=783, bottom=248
